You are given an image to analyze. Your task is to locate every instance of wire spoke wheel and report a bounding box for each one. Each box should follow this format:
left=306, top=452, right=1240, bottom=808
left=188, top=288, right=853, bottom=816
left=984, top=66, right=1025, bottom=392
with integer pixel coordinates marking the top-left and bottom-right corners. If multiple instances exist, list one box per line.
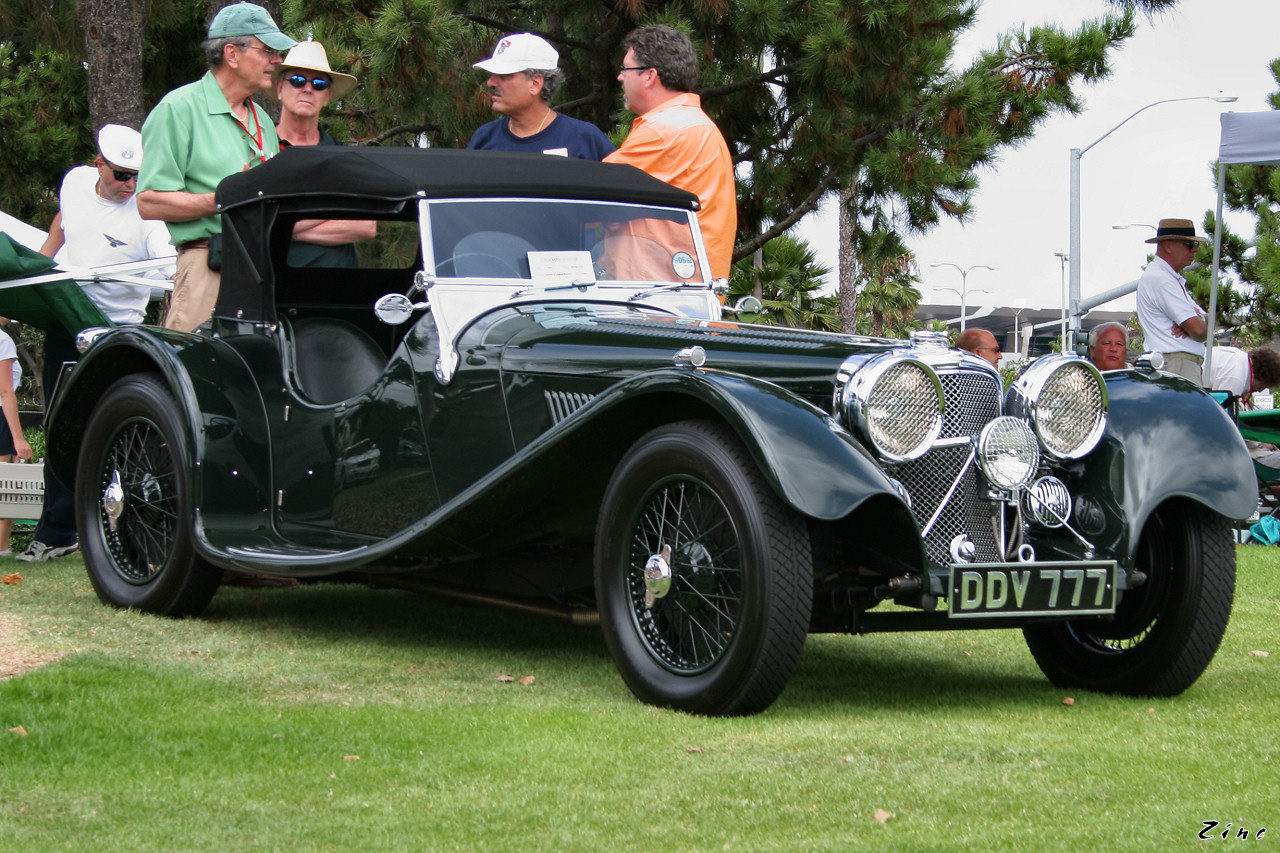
left=77, top=374, right=219, bottom=617
left=626, top=475, right=743, bottom=674
left=97, top=417, right=181, bottom=583
left=1023, top=501, right=1234, bottom=697
left=596, top=420, right=811, bottom=716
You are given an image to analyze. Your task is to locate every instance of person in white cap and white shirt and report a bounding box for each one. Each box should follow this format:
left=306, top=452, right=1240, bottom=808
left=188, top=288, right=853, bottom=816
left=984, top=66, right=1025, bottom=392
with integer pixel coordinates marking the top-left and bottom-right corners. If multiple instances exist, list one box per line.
left=270, top=40, right=375, bottom=267
left=24, top=124, right=174, bottom=564
left=39, top=124, right=174, bottom=324
left=467, top=33, right=615, bottom=160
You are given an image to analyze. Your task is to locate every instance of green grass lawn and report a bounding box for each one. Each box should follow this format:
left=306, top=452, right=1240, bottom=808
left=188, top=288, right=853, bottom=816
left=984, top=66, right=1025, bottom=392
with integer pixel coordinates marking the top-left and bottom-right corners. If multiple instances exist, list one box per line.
left=2, top=547, right=1277, bottom=852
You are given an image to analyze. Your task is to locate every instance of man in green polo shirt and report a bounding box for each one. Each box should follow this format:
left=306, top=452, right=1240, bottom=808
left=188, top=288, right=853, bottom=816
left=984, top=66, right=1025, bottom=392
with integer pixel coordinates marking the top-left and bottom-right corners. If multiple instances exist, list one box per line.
left=137, top=2, right=296, bottom=332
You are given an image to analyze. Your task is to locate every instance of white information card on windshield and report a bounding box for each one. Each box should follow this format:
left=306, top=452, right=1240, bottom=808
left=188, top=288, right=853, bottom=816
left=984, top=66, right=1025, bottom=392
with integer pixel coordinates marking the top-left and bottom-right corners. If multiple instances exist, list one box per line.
left=528, top=251, right=596, bottom=286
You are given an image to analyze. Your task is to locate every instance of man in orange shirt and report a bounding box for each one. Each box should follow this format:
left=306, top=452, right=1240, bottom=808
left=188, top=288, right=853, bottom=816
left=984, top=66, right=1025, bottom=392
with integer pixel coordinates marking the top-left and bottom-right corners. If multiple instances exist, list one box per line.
left=605, top=26, right=736, bottom=281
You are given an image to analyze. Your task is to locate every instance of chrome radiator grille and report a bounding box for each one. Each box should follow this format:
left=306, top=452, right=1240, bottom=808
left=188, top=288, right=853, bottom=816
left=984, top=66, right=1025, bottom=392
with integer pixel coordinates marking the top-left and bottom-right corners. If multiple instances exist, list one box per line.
left=886, top=368, right=1003, bottom=566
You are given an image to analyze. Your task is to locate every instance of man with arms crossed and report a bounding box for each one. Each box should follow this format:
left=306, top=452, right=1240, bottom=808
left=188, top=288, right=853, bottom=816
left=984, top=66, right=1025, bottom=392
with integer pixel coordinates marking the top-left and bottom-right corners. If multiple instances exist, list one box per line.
left=1134, top=218, right=1209, bottom=383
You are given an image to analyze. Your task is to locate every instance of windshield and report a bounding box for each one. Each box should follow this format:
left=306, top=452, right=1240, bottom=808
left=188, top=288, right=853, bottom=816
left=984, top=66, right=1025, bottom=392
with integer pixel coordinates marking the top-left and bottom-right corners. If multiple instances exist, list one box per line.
left=421, top=198, right=709, bottom=285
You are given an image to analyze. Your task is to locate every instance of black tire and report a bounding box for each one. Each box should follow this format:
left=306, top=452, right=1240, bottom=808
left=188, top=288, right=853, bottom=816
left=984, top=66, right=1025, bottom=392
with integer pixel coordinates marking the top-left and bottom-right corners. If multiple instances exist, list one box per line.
left=1023, top=502, right=1234, bottom=696
left=76, top=374, right=219, bottom=617
left=594, top=420, right=812, bottom=716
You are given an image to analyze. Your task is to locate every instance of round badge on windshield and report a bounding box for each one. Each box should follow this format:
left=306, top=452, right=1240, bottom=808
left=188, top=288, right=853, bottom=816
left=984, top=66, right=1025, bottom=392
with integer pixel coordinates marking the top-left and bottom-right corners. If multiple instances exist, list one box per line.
left=671, top=252, right=696, bottom=279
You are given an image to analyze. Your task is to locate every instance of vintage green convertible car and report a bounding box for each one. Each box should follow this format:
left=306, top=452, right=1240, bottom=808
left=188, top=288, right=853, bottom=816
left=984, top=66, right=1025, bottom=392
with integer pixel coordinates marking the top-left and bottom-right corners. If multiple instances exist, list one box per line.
left=34, top=147, right=1255, bottom=715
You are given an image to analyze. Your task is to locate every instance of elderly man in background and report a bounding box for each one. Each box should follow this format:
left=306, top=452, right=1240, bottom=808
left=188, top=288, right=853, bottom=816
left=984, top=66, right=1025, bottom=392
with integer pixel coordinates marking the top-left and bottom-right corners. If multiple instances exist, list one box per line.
left=271, top=40, right=375, bottom=267
left=956, top=328, right=1001, bottom=368
left=605, top=25, right=736, bottom=280
left=1088, top=322, right=1129, bottom=371
left=1134, top=217, right=1209, bottom=383
left=137, top=2, right=295, bottom=332
left=468, top=33, right=615, bottom=160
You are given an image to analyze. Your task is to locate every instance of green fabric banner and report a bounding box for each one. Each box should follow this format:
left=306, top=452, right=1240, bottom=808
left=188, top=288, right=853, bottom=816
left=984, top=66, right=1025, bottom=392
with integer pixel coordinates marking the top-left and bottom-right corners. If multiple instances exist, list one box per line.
left=0, top=231, right=113, bottom=336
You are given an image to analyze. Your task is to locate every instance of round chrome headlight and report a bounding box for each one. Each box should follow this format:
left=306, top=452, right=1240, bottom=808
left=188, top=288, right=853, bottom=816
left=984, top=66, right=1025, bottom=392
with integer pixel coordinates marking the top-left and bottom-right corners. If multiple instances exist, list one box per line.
left=977, top=416, right=1040, bottom=490
left=841, top=355, right=943, bottom=462
left=1006, top=355, right=1108, bottom=460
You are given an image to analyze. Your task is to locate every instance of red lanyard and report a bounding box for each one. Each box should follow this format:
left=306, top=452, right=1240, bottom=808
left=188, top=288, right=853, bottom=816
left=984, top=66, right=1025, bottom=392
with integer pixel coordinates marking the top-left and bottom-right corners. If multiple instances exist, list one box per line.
left=233, top=102, right=266, bottom=163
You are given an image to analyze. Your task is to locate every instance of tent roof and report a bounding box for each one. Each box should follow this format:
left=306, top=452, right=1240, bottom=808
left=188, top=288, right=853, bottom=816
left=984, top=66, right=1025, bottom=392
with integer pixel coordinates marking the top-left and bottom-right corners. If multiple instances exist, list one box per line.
left=1218, top=111, right=1280, bottom=165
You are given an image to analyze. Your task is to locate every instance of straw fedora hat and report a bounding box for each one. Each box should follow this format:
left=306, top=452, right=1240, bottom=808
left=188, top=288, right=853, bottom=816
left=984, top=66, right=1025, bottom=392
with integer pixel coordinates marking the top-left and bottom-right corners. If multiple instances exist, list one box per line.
left=270, top=40, right=357, bottom=100
left=1145, top=218, right=1209, bottom=244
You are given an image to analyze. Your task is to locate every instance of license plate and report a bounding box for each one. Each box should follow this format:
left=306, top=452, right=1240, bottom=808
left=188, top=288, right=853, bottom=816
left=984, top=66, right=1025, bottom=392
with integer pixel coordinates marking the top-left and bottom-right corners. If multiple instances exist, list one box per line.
left=947, top=561, right=1117, bottom=618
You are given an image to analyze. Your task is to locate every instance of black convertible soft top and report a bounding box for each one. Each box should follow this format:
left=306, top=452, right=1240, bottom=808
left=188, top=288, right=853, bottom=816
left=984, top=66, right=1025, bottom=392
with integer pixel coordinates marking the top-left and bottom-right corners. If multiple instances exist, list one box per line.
left=217, top=146, right=700, bottom=212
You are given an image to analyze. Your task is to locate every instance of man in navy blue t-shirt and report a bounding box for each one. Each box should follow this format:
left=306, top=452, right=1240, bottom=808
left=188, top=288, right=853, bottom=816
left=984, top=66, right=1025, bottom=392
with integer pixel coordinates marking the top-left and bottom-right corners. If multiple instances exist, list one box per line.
left=468, top=33, right=614, bottom=160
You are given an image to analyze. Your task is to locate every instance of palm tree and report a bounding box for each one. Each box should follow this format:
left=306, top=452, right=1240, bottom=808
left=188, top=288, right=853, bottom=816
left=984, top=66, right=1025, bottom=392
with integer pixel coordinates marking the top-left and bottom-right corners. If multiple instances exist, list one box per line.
left=729, top=234, right=839, bottom=331
left=850, top=228, right=922, bottom=338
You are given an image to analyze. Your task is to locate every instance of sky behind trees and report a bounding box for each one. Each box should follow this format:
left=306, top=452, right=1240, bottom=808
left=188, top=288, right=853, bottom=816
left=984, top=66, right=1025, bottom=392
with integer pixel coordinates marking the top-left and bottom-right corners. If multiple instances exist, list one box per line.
left=800, top=0, right=1279, bottom=320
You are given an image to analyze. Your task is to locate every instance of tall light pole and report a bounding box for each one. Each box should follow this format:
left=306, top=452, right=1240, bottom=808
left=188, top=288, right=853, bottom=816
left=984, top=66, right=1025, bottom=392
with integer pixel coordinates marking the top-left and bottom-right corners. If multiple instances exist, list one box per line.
left=1055, top=252, right=1069, bottom=351
left=1067, top=93, right=1237, bottom=341
left=930, top=263, right=996, bottom=332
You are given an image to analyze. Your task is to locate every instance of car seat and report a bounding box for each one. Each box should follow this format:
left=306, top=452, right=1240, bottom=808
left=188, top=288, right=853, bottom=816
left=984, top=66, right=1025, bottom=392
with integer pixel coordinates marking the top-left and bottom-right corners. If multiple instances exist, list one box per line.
left=291, top=317, right=387, bottom=405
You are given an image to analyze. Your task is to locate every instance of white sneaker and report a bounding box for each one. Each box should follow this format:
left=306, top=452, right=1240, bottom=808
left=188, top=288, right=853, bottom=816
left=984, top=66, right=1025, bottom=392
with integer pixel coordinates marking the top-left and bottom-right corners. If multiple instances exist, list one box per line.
left=14, top=541, right=79, bottom=562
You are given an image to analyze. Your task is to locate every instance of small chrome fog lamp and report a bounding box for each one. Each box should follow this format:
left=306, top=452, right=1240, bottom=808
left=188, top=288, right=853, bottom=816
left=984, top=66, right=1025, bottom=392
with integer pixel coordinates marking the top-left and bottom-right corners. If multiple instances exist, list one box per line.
left=1022, top=476, right=1072, bottom=528
left=977, top=416, right=1040, bottom=491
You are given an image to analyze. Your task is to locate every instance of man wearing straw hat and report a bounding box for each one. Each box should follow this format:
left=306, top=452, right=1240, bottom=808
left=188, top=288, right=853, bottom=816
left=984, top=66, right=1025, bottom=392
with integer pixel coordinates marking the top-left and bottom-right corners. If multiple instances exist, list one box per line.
left=1134, top=217, right=1210, bottom=383
left=271, top=40, right=375, bottom=267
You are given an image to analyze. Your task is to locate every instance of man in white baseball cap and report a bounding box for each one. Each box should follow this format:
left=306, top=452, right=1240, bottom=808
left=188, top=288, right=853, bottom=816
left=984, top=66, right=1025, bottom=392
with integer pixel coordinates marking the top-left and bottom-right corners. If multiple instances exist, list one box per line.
left=467, top=33, right=614, bottom=160
left=27, top=124, right=174, bottom=563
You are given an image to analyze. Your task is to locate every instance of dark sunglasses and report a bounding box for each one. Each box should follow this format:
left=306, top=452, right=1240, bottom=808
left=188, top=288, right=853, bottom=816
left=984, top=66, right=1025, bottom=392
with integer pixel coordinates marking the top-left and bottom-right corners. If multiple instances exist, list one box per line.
left=286, top=74, right=330, bottom=91
left=110, top=168, right=138, bottom=182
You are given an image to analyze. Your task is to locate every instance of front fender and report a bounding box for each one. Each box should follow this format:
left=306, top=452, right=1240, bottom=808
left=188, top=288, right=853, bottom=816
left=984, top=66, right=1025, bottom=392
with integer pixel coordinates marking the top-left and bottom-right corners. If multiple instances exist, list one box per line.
left=1099, top=371, right=1255, bottom=554
left=611, top=367, right=906, bottom=522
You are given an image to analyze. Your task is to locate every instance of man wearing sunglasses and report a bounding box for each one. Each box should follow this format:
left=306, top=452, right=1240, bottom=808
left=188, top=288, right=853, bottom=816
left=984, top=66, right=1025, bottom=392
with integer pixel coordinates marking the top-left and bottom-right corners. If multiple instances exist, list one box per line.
left=270, top=40, right=375, bottom=267
left=24, top=124, right=174, bottom=564
left=1134, top=217, right=1210, bottom=383
left=137, top=2, right=296, bottom=332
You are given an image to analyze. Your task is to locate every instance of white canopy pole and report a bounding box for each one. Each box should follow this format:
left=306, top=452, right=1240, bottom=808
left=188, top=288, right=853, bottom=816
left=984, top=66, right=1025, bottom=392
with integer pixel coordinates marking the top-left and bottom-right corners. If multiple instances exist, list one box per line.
left=1205, top=111, right=1280, bottom=386
left=1204, top=159, right=1225, bottom=385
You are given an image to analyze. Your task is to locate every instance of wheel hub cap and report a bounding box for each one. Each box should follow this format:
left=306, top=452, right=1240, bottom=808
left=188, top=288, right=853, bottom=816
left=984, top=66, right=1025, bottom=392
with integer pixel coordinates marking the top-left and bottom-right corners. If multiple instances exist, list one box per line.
left=643, top=544, right=673, bottom=608
left=102, top=469, right=125, bottom=528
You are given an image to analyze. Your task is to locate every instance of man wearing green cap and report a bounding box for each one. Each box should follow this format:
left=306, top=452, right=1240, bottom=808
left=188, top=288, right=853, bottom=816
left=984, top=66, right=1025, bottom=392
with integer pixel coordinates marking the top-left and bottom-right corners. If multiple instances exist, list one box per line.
left=138, top=2, right=296, bottom=332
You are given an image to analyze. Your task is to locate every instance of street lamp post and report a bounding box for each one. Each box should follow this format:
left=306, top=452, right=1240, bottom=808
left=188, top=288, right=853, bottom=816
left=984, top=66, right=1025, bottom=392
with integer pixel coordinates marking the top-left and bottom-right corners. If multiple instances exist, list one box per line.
left=1055, top=252, right=1069, bottom=351
left=1067, top=93, right=1236, bottom=342
left=930, top=263, right=996, bottom=332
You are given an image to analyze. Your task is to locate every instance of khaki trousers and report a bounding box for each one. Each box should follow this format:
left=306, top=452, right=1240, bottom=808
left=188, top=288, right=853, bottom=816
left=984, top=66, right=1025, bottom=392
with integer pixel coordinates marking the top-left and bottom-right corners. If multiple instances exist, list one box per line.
left=1161, top=351, right=1204, bottom=385
left=163, top=248, right=220, bottom=333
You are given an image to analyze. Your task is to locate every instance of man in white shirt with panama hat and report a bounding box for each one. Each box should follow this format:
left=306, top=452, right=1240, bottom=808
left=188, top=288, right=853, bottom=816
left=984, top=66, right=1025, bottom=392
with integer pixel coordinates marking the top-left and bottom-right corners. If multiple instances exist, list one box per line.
left=1135, top=217, right=1210, bottom=383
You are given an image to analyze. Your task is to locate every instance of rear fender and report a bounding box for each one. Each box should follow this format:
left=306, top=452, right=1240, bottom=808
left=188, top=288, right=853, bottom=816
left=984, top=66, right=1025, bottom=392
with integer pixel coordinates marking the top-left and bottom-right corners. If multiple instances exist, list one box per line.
left=47, top=328, right=275, bottom=540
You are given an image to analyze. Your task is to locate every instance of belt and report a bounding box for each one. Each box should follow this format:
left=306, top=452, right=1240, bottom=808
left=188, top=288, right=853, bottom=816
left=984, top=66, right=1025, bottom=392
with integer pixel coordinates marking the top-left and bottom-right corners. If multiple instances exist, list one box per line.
left=177, top=238, right=210, bottom=251
left=1162, top=351, right=1204, bottom=365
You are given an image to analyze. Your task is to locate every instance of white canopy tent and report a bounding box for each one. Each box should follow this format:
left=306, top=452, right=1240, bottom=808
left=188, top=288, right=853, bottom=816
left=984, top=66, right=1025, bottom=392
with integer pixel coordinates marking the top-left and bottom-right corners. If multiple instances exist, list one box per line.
left=1204, top=110, right=1280, bottom=382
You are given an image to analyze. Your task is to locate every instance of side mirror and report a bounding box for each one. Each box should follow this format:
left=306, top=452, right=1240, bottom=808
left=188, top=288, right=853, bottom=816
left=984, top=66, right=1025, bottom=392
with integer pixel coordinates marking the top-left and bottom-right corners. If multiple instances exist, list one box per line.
left=724, top=295, right=762, bottom=316
left=374, top=293, right=427, bottom=326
